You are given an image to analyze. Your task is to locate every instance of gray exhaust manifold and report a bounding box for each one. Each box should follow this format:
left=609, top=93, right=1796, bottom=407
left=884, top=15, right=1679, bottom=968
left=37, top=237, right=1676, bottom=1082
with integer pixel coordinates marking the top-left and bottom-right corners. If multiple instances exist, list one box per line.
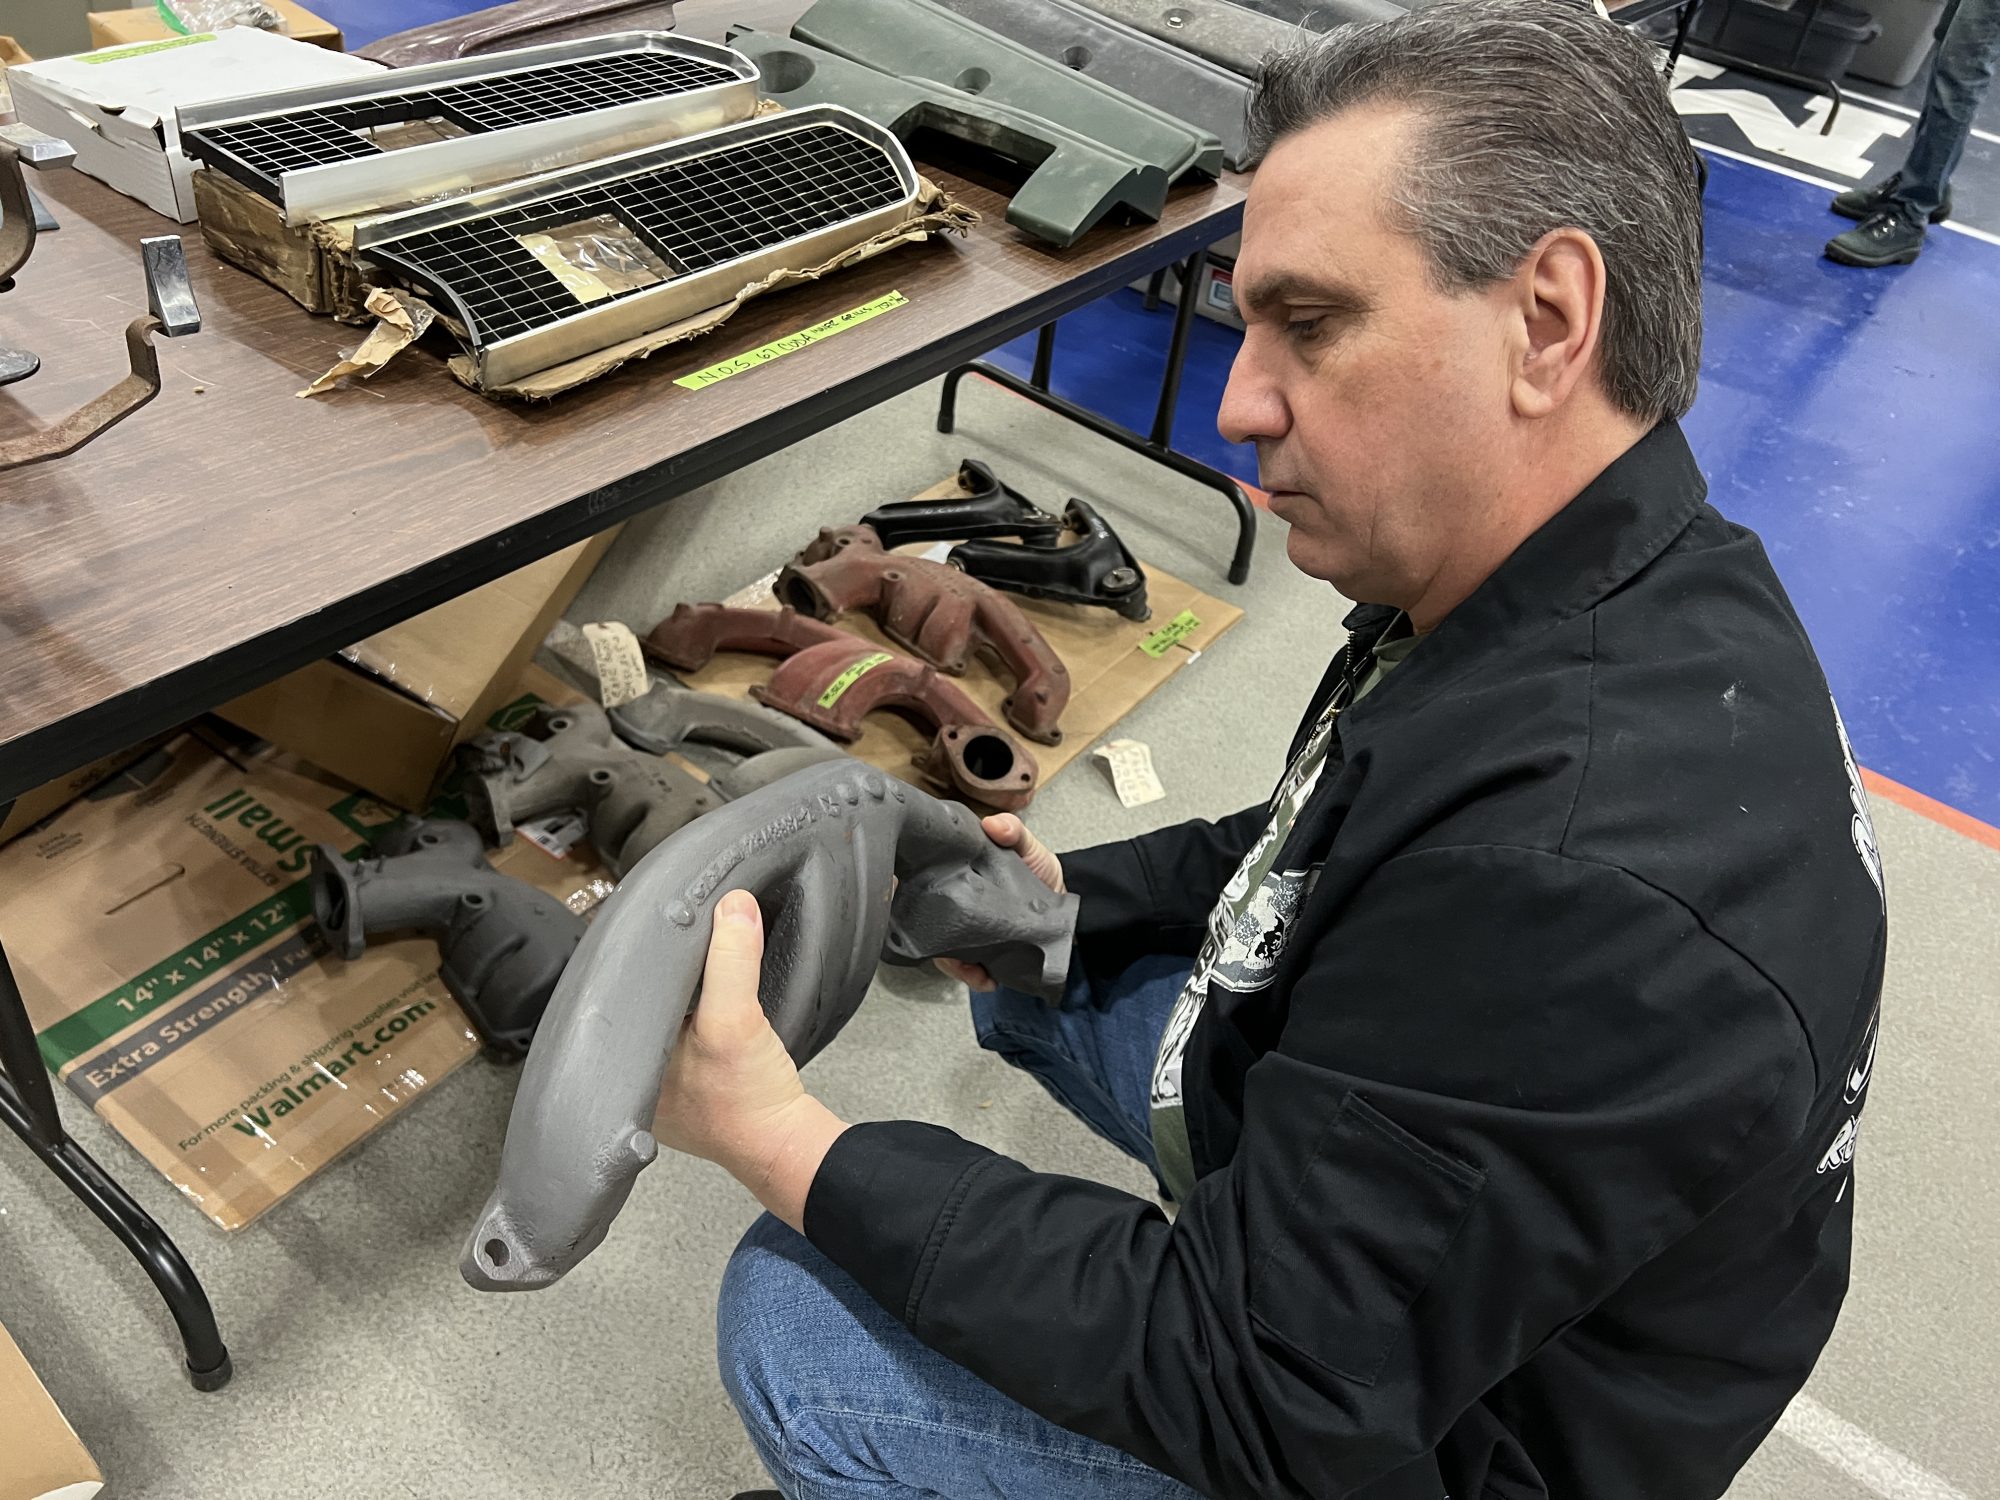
left=460, top=760, right=1076, bottom=1291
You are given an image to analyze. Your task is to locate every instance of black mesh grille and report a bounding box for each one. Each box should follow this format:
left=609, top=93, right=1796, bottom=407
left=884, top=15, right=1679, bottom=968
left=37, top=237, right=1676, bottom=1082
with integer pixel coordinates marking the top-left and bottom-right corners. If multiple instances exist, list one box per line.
left=187, top=50, right=741, bottom=197
left=369, top=123, right=907, bottom=346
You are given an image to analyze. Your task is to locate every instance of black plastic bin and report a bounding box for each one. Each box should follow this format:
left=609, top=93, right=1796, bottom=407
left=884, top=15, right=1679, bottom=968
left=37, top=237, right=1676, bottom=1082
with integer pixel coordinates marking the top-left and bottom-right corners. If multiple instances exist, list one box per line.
left=1686, top=0, right=1882, bottom=77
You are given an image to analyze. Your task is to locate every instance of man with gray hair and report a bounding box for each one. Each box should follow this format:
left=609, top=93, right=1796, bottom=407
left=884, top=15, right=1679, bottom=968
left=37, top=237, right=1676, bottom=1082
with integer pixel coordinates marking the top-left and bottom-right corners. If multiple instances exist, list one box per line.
left=658, top=2, right=1888, bottom=1496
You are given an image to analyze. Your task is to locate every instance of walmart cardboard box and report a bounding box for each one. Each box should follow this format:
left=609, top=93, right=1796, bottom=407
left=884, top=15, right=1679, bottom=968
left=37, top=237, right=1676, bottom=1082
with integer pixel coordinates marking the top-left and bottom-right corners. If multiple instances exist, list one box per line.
left=0, top=713, right=611, bottom=1232
left=219, top=532, right=617, bottom=811
left=0, top=1323, right=101, bottom=1500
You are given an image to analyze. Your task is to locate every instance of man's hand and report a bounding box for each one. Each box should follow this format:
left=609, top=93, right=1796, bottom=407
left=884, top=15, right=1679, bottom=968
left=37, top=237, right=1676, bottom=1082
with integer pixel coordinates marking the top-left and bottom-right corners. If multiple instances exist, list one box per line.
left=934, top=814, right=1065, bottom=992
left=653, top=889, right=848, bottom=1231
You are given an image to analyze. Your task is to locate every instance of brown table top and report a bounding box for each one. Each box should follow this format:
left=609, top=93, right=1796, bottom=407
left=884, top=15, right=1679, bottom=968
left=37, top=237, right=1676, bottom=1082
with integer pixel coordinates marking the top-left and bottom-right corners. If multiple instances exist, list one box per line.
left=0, top=0, right=1246, bottom=804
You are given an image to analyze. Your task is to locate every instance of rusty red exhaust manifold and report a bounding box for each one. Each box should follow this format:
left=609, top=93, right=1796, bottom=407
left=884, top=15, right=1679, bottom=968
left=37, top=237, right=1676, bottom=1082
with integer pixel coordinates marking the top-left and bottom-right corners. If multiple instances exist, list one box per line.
left=642, top=605, right=1040, bottom=811
left=775, top=526, right=1071, bottom=745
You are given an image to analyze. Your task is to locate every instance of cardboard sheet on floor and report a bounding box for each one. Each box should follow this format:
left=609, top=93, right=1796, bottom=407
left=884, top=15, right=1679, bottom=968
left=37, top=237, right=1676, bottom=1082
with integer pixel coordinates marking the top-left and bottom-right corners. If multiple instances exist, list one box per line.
left=0, top=1322, right=102, bottom=1500
left=0, top=707, right=610, bottom=1233
left=678, top=472, right=1243, bottom=801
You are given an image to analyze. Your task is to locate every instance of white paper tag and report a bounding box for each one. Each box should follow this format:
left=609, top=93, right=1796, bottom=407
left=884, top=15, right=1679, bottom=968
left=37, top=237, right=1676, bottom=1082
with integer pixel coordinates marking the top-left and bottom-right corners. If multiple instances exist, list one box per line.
left=518, top=812, right=589, bottom=859
left=1092, top=738, right=1166, bottom=808
left=580, top=621, right=650, bottom=709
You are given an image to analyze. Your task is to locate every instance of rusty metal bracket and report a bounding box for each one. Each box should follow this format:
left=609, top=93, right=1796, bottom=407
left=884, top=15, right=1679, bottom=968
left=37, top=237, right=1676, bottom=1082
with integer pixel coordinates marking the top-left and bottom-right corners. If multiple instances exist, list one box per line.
left=2, top=124, right=202, bottom=470
left=644, top=604, right=1041, bottom=810
left=778, top=526, right=1072, bottom=744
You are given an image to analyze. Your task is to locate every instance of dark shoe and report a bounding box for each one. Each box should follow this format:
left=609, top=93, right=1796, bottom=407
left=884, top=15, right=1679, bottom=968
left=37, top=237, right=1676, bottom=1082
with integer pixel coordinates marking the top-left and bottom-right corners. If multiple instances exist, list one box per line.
left=1825, top=208, right=1928, bottom=267
left=730, top=1493, right=782, bottom=1499
left=1831, top=172, right=1950, bottom=224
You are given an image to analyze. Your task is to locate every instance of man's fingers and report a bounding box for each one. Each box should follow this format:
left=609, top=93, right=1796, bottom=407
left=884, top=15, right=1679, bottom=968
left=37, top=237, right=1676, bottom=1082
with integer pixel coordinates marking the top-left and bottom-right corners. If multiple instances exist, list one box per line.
left=981, top=813, right=1024, bottom=849
left=695, top=890, right=767, bottom=1043
left=933, top=956, right=997, bottom=992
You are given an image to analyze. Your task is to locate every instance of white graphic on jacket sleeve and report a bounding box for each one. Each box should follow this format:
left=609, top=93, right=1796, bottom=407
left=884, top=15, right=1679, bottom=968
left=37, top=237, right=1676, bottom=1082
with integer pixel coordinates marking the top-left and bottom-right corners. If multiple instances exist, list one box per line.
left=1817, top=1116, right=1860, bottom=1175
left=1844, top=1011, right=1879, bottom=1105
left=1831, top=697, right=1885, bottom=909
left=1818, top=1009, right=1880, bottom=1182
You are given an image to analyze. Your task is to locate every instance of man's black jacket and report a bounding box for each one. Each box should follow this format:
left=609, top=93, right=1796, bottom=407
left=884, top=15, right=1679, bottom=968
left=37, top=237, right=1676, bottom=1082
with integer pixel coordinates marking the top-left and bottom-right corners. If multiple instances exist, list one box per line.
left=806, top=422, right=1888, bottom=1499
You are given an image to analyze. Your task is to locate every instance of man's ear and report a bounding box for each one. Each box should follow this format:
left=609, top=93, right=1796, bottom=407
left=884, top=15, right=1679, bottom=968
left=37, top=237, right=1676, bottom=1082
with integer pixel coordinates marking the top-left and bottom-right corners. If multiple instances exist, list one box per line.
left=1509, top=228, right=1609, bottom=420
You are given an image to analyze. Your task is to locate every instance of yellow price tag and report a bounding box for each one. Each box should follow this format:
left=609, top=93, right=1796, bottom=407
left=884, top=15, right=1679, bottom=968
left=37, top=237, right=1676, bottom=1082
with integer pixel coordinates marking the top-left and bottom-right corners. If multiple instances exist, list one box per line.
left=817, top=652, right=894, bottom=708
left=1139, top=610, right=1202, bottom=658
left=675, top=291, right=909, bottom=390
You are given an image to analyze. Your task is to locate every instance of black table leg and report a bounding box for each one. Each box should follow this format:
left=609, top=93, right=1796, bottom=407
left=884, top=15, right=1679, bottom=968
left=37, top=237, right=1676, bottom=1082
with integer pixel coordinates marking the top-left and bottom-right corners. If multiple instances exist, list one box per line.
left=937, top=248, right=1257, bottom=586
left=1667, top=0, right=1703, bottom=70
left=1030, top=323, right=1056, bottom=392
left=1150, top=251, right=1205, bottom=449
left=0, top=920, right=233, bottom=1391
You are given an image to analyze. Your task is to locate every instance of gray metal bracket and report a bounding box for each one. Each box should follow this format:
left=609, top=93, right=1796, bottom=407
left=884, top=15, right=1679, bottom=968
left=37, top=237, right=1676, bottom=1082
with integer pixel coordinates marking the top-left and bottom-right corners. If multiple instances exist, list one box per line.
left=928, top=0, right=1256, bottom=169
left=790, top=0, right=1221, bottom=179
left=728, top=28, right=1169, bottom=247
left=1, top=134, right=202, bottom=472
left=1071, top=0, right=1320, bottom=77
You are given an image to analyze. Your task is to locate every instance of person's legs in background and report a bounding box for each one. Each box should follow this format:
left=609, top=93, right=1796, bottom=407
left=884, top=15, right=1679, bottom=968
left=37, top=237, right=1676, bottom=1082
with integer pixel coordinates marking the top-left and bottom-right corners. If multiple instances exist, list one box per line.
left=1828, top=0, right=2000, bottom=264
left=714, top=952, right=1196, bottom=1500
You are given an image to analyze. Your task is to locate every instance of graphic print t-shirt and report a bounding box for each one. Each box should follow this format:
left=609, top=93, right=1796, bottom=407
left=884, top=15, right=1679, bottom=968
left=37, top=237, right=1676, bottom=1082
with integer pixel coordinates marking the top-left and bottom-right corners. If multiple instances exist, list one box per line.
left=1148, top=622, right=1420, bottom=1202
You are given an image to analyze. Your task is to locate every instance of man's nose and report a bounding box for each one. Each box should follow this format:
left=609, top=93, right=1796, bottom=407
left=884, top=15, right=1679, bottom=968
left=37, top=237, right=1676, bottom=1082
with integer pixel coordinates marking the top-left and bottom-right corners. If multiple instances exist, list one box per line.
left=1218, top=336, right=1288, bottom=447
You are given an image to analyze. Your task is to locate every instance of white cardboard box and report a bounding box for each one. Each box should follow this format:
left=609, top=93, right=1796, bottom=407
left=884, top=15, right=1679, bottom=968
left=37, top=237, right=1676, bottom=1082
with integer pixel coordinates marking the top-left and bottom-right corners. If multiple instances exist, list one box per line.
left=8, top=29, right=379, bottom=221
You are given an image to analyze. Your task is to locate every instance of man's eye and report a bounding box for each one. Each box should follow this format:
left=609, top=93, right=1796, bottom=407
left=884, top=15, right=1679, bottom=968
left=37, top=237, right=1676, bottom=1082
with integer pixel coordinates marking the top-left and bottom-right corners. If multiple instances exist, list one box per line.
left=1285, top=316, right=1326, bottom=343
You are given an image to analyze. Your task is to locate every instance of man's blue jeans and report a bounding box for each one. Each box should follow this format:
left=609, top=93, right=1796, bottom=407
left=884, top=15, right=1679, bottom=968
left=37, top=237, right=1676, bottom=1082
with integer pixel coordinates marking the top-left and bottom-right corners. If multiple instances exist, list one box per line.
left=716, top=954, right=1201, bottom=1500
left=1896, top=0, right=2000, bottom=219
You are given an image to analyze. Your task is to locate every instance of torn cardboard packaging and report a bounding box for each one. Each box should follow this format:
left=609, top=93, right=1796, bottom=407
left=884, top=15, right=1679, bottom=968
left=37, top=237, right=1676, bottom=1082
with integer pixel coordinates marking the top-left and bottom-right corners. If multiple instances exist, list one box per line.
left=218, top=530, right=617, bottom=811
left=0, top=713, right=611, bottom=1233
left=194, top=165, right=375, bottom=322
left=0, top=1322, right=102, bottom=1500
left=675, top=470, right=1242, bottom=798
left=298, top=176, right=974, bottom=399
left=89, top=2, right=345, bottom=51
left=191, top=99, right=808, bottom=326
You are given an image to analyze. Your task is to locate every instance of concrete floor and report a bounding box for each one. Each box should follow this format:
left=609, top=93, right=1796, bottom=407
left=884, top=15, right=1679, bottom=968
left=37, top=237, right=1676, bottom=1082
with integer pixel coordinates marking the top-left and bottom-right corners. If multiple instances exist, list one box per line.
left=1, top=378, right=1993, bottom=1500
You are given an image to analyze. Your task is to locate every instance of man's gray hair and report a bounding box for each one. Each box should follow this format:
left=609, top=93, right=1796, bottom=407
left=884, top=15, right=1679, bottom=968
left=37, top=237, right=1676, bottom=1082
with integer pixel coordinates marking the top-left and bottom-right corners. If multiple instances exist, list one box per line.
left=1248, top=0, right=1704, bottom=422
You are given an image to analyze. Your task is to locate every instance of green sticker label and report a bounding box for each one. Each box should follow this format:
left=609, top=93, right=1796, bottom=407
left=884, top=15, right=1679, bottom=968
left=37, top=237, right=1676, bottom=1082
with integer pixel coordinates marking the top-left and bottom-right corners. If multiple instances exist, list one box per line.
left=674, top=291, right=909, bottom=390
left=816, top=651, right=893, bottom=708
left=83, top=32, right=216, bottom=61
left=1139, top=609, right=1202, bottom=658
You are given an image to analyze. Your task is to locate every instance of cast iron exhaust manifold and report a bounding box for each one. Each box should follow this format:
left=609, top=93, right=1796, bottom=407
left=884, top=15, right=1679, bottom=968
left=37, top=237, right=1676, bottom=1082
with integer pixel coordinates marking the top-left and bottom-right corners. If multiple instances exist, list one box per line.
left=608, top=676, right=842, bottom=760
left=643, top=605, right=1041, bottom=810
left=777, top=527, right=1072, bottom=743
left=460, top=701, right=722, bottom=878
left=460, top=759, right=1078, bottom=1291
left=310, top=819, right=585, bottom=1057
left=950, top=497, right=1151, bottom=622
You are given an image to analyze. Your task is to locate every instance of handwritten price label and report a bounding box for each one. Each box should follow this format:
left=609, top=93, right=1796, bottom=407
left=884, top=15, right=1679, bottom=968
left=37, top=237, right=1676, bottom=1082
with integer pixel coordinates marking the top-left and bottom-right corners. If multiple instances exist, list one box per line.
left=674, top=291, right=910, bottom=390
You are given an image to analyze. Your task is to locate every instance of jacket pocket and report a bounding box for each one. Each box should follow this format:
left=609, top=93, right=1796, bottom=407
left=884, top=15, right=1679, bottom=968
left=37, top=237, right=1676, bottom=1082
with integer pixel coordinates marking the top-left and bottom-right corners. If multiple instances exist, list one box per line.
left=1250, top=1091, right=1485, bottom=1386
